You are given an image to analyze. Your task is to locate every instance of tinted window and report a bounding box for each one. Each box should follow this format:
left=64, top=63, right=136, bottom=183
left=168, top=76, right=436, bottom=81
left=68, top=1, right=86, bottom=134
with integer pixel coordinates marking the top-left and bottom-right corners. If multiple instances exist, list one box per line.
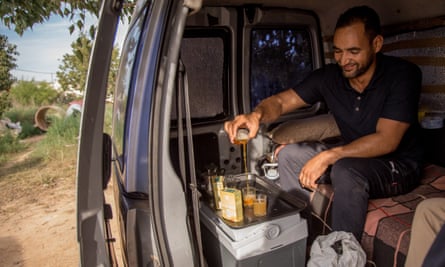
left=250, top=28, right=313, bottom=108
left=112, top=14, right=145, bottom=170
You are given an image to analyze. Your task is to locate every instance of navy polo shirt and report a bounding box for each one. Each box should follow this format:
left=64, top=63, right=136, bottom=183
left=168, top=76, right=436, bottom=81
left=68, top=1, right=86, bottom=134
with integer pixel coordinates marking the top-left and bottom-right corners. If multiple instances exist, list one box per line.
left=294, top=53, right=423, bottom=161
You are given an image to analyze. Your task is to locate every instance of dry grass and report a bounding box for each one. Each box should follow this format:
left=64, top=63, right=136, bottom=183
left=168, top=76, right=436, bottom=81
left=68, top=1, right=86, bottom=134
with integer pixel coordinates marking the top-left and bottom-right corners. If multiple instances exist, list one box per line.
left=0, top=135, right=77, bottom=216
left=0, top=110, right=120, bottom=266
left=0, top=134, right=80, bottom=266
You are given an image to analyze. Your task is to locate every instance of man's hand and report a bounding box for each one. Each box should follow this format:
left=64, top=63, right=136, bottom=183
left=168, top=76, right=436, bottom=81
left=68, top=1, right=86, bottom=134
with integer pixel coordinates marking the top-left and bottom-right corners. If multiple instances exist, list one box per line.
left=224, top=112, right=261, bottom=143
left=224, top=89, right=306, bottom=143
left=299, top=150, right=338, bottom=190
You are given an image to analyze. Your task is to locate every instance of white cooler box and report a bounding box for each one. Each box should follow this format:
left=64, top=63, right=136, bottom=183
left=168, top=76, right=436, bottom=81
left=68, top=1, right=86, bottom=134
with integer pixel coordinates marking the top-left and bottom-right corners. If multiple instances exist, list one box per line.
left=200, top=202, right=307, bottom=267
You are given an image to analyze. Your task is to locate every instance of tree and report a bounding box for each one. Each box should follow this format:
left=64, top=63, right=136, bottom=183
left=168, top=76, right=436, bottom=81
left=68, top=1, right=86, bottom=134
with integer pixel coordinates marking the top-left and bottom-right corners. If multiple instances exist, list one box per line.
left=0, top=0, right=135, bottom=36
left=0, top=34, right=19, bottom=117
left=0, top=35, right=18, bottom=92
left=56, top=34, right=119, bottom=96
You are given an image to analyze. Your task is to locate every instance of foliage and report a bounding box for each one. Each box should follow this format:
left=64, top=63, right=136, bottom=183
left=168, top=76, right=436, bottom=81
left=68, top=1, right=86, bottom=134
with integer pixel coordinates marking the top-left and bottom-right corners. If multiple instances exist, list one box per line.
left=56, top=91, right=81, bottom=105
left=0, top=133, right=24, bottom=163
left=34, top=114, right=80, bottom=161
left=0, top=35, right=18, bottom=92
left=0, top=35, right=19, bottom=117
left=56, top=35, right=91, bottom=93
left=5, top=106, right=37, bottom=124
left=57, top=34, right=119, bottom=95
left=19, top=121, right=43, bottom=139
left=0, top=0, right=135, bottom=36
left=108, top=42, right=121, bottom=97
left=10, top=80, right=59, bottom=106
left=0, top=92, right=11, bottom=118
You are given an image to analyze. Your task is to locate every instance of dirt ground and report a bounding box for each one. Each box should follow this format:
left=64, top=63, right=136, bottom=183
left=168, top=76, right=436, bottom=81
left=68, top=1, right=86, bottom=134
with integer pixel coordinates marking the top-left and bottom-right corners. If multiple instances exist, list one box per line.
left=0, top=136, right=121, bottom=266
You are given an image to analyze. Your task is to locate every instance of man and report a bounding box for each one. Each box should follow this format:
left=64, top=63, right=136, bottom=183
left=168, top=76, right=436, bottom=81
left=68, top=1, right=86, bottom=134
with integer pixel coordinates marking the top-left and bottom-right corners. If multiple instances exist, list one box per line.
left=224, top=5, right=423, bottom=241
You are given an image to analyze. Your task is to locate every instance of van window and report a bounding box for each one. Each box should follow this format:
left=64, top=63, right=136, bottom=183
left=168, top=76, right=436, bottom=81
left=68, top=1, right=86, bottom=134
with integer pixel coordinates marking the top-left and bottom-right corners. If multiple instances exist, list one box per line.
left=171, top=28, right=230, bottom=125
left=112, top=13, right=146, bottom=170
left=250, top=28, right=313, bottom=109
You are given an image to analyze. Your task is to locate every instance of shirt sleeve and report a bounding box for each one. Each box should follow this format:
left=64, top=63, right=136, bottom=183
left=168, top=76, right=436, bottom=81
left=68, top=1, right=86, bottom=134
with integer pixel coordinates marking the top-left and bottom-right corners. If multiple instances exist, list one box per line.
left=380, top=62, right=422, bottom=124
left=292, top=66, right=328, bottom=105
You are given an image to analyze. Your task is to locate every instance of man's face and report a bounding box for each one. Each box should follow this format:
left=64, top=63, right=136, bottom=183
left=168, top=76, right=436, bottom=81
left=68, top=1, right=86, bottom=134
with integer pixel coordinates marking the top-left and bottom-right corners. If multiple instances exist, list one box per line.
left=333, top=23, right=376, bottom=79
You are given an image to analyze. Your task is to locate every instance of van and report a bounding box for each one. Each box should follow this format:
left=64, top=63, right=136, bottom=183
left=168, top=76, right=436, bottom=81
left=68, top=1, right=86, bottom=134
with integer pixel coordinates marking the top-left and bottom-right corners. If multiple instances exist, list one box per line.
left=76, top=0, right=445, bottom=266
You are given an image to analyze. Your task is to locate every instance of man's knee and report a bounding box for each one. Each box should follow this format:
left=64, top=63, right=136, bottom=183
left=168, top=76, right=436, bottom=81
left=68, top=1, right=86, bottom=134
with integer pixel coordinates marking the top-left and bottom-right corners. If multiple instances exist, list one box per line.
left=330, top=158, right=355, bottom=183
left=330, top=158, right=351, bottom=178
left=330, top=158, right=368, bottom=192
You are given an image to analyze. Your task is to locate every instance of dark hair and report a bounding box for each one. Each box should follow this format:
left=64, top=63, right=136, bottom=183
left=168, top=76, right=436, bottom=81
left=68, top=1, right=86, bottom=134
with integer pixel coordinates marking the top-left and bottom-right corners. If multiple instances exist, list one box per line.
left=335, top=6, right=381, bottom=42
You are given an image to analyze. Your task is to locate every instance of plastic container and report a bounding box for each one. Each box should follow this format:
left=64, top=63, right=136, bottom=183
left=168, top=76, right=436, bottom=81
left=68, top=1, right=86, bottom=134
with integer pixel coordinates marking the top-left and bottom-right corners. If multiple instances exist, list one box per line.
left=200, top=174, right=307, bottom=266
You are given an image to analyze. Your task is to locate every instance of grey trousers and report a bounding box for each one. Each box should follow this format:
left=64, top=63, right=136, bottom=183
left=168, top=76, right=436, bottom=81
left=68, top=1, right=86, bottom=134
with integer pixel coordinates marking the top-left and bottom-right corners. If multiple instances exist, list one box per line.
left=277, top=142, right=330, bottom=202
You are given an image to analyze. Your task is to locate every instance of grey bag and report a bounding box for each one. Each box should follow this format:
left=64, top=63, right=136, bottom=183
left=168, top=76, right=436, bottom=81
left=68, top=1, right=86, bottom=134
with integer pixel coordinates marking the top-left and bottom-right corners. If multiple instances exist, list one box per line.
left=307, top=231, right=366, bottom=267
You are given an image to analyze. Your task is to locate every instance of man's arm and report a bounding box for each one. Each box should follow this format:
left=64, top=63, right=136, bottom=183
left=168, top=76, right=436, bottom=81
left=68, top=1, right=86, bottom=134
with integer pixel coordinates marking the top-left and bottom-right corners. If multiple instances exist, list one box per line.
left=224, top=89, right=307, bottom=143
left=301, top=117, right=410, bottom=189
left=253, top=89, right=308, bottom=123
left=329, top=118, right=409, bottom=159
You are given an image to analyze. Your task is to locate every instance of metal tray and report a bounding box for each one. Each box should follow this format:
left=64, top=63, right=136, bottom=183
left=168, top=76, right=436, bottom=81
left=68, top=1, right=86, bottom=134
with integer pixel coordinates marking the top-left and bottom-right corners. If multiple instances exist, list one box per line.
left=203, top=173, right=307, bottom=229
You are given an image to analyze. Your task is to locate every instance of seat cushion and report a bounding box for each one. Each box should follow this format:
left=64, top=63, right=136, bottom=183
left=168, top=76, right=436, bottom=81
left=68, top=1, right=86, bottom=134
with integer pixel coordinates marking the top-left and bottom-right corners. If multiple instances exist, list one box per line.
left=309, top=164, right=445, bottom=267
left=266, top=114, right=340, bottom=144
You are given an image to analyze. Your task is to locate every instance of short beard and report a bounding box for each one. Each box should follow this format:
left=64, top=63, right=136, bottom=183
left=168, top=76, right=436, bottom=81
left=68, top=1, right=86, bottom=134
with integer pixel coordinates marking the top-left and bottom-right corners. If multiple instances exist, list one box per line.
left=341, top=54, right=374, bottom=79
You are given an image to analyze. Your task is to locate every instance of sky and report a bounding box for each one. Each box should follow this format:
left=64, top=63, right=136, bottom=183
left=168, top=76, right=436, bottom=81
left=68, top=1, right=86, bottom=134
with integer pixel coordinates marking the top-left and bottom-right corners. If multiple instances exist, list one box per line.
left=0, top=14, right=128, bottom=85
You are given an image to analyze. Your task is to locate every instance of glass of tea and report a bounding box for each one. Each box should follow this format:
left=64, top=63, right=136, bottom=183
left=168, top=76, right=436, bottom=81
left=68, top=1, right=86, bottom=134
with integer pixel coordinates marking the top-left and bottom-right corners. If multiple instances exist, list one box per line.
left=253, top=193, right=267, bottom=217
left=242, top=187, right=256, bottom=208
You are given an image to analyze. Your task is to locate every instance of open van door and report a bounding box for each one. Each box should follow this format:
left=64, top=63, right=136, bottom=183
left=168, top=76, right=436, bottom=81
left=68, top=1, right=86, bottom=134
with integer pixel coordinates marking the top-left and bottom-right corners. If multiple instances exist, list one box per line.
left=76, top=0, right=122, bottom=265
left=77, top=0, right=204, bottom=265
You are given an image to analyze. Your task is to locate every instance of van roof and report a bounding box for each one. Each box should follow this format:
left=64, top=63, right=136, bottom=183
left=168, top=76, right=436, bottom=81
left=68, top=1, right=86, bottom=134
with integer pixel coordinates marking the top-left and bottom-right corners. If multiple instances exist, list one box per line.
left=203, top=0, right=445, bottom=34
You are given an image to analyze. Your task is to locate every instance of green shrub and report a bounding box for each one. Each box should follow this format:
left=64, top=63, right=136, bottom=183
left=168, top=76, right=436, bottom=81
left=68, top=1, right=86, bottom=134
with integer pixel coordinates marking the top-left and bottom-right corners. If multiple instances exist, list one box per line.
left=46, top=114, right=80, bottom=143
left=0, top=133, right=24, bottom=163
left=18, top=121, right=43, bottom=139
left=4, top=107, right=36, bottom=124
left=0, top=91, right=12, bottom=118
left=10, top=80, right=59, bottom=106
left=34, top=115, right=80, bottom=161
